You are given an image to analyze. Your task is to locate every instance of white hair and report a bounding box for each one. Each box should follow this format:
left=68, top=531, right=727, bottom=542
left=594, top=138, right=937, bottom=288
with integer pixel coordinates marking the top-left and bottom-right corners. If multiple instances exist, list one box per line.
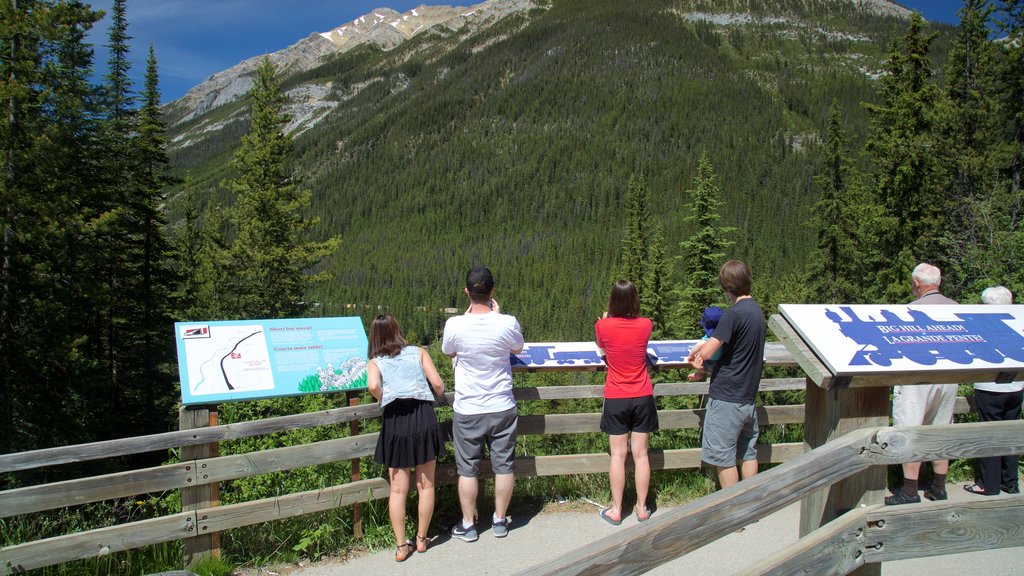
left=981, top=285, right=1013, bottom=305
left=912, top=263, right=941, bottom=287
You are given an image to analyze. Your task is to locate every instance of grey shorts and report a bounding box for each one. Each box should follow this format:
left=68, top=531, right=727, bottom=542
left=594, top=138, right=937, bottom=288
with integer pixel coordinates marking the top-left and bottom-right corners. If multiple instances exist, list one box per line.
left=701, top=397, right=759, bottom=468
left=453, top=407, right=518, bottom=477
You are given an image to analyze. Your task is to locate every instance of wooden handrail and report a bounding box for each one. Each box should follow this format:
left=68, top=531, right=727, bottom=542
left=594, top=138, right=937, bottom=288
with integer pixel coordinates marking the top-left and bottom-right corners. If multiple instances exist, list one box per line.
left=514, top=420, right=1024, bottom=576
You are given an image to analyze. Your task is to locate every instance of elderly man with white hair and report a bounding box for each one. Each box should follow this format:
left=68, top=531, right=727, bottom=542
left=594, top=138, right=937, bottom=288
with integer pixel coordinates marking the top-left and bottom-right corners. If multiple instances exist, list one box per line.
left=963, top=286, right=1023, bottom=496
left=886, top=263, right=959, bottom=505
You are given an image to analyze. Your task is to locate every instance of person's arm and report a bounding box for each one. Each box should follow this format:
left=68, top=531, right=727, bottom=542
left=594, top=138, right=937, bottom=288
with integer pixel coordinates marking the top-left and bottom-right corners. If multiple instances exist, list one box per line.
left=366, top=359, right=382, bottom=401
left=441, top=321, right=457, bottom=359
left=509, top=318, right=525, bottom=354
left=687, top=337, right=723, bottom=370
left=419, top=347, right=445, bottom=397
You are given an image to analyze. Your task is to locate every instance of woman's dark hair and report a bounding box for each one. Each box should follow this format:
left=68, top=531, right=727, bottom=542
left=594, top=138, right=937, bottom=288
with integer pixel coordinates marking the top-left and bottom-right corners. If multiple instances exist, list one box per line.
left=607, top=279, right=641, bottom=318
left=368, top=314, right=407, bottom=358
left=719, top=260, right=752, bottom=298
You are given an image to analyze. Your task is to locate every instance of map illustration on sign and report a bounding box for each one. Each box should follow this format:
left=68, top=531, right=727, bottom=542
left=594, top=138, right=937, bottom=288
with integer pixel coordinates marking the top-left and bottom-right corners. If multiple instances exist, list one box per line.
left=510, top=340, right=700, bottom=370
left=779, top=304, right=1024, bottom=376
left=175, top=317, right=369, bottom=405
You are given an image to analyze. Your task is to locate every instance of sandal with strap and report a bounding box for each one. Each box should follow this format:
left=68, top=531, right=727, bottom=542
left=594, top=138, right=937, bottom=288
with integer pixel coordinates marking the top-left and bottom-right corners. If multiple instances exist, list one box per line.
left=416, top=534, right=430, bottom=553
left=963, top=483, right=996, bottom=496
left=395, top=541, right=414, bottom=562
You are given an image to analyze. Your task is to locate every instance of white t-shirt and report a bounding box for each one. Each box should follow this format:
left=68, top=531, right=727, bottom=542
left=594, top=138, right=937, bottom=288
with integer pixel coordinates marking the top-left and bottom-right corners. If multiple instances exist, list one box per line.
left=441, top=312, right=524, bottom=415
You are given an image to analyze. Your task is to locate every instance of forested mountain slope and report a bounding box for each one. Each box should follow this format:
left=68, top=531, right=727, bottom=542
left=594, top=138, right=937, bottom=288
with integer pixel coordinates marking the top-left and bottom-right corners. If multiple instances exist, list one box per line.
left=165, top=0, right=953, bottom=341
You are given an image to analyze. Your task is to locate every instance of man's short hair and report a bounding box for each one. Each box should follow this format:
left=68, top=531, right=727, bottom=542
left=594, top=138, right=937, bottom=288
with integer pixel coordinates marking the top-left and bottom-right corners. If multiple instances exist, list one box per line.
left=981, top=285, right=1013, bottom=305
left=719, top=260, right=752, bottom=298
left=466, top=266, right=495, bottom=304
left=912, top=263, right=941, bottom=287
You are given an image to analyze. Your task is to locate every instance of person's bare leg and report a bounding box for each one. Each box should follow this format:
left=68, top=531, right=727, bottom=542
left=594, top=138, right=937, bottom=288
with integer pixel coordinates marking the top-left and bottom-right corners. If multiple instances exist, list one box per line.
left=494, top=473, right=514, bottom=519
left=458, top=475, right=478, bottom=525
left=606, top=434, right=628, bottom=521
left=414, top=460, right=436, bottom=550
left=630, top=432, right=651, bottom=518
left=740, top=459, right=758, bottom=480
left=717, top=465, right=740, bottom=489
left=388, top=467, right=411, bottom=546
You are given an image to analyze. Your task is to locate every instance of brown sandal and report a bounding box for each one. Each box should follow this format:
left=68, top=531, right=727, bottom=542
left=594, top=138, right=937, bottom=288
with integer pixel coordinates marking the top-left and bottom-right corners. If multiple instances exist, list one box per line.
left=416, top=534, right=430, bottom=553
left=395, top=541, right=414, bottom=562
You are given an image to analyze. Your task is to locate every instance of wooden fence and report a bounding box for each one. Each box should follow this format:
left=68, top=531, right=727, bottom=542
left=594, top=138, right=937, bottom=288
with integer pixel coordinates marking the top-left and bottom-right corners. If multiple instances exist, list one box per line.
left=0, top=339, right=1016, bottom=575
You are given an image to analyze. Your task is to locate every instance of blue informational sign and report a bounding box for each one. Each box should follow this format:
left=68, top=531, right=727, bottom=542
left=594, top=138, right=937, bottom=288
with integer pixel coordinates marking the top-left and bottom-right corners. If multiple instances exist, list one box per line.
left=511, top=340, right=700, bottom=369
left=779, top=304, right=1024, bottom=376
left=175, top=317, right=368, bottom=405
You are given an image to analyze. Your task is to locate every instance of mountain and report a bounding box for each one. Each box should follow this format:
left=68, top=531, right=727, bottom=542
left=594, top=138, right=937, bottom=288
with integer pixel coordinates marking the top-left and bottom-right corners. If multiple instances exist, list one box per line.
left=163, top=0, right=950, bottom=342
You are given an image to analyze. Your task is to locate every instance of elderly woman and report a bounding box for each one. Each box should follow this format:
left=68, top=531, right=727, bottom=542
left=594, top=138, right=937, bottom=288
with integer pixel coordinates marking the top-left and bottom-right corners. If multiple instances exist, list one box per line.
left=964, top=286, right=1022, bottom=496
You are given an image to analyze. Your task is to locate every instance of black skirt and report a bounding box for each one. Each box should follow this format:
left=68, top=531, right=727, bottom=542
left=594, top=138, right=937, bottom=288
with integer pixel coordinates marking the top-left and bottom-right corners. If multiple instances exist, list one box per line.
left=374, top=398, right=446, bottom=469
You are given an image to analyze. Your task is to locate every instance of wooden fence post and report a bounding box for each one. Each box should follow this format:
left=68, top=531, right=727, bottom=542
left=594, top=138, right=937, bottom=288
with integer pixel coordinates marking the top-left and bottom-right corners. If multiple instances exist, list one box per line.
left=346, top=391, right=363, bottom=539
left=179, top=405, right=221, bottom=567
left=800, top=380, right=888, bottom=576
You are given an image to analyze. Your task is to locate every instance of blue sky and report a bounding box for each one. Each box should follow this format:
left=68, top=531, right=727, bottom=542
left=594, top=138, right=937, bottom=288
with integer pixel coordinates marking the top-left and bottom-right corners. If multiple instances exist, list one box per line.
left=85, top=1, right=969, bottom=104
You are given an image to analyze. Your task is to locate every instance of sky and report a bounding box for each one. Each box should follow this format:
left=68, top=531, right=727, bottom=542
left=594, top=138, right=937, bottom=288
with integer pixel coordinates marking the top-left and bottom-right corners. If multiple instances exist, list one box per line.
left=85, top=0, right=969, bottom=104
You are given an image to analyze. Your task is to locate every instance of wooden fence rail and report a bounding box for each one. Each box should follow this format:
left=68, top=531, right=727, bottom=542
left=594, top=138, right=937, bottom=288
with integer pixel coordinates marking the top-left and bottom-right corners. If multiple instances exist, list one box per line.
left=514, top=420, right=1024, bottom=576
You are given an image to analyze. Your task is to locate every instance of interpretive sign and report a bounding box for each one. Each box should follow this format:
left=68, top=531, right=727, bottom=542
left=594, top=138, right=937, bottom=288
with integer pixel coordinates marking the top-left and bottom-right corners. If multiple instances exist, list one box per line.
left=175, top=317, right=368, bottom=405
left=779, top=304, right=1024, bottom=376
left=511, top=340, right=700, bottom=370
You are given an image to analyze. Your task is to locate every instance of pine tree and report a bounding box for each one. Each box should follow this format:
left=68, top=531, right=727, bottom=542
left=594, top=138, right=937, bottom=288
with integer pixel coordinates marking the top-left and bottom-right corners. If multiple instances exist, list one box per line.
left=617, top=174, right=650, bottom=288
left=862, top=12, right=944, bottom=302
left=675, top=152, right=735, bottom=338
left=221, top=57, right=340, bottom=319
left=642, top=222, right=671, bottom=339
left=803, top=104, right=864, bottom=304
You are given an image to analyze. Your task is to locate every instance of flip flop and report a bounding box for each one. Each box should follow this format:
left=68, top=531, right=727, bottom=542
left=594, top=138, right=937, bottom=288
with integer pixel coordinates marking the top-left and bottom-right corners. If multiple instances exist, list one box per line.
left=963, top=483, right=994, bottom=496
left=635, top=504, right=651, bottom=522
left=599, top=507, right=622, bottom=525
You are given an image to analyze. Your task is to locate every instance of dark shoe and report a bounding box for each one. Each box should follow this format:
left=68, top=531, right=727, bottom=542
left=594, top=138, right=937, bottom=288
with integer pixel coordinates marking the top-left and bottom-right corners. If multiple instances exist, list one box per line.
left=964, top=483, right=997, bottom=496
left=885, top=490, right=920, bottom=505
left=451, top=522, right=478, bottom=542
left=599, top=507, right=622, bottom=525
left=923, top=487, right=948, bottom=501
left=1001, top=483, right=1020, bottom=494
left=492, top=517, right=509, bottom=538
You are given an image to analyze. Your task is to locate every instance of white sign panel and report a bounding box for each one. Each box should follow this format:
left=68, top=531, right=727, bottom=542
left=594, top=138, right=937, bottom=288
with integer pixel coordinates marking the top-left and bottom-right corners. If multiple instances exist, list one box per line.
left=779, top=304, right=1024, bottom=376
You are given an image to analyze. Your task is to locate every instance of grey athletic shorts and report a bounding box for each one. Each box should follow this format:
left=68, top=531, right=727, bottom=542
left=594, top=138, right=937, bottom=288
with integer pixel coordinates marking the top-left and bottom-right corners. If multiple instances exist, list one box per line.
left=701, top=397, right=759, bottom=468
left=453, top=407, right=518, bottom=477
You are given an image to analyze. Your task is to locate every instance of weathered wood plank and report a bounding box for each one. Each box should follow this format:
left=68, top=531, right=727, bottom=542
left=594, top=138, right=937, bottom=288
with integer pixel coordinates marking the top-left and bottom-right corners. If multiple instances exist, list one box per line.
left=768, top=314, right=835, bottom=388
left=516, top=406, right=806, bottom=436
left=0, top=402, right=383, bottom=473
left=515, top=430, right=876, bottom=576
left=846, top=369, right=1024, bottom=388
left=196, top=478, right=390, bottom=533
left=800, top=382, right=889, bottom=552
left=864, top=420, right=1024, bottom=464
left=0, top=512, right=194, bottom=575
left=734, top=506, right=870, bottom=576
left=199, top=434, right=378, bottom=484
left=435, top=443, right=806, bottom=483
left=0, top=462, right=192, bottom=518
left=180, top=407, right=218, bottom=566
left=864, top=498, right=1024, bottom=562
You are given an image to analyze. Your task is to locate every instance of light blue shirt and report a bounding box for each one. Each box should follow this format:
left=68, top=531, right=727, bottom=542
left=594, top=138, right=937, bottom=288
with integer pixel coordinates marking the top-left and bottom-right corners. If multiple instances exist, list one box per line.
left=375, top=346, right=435, bottom=408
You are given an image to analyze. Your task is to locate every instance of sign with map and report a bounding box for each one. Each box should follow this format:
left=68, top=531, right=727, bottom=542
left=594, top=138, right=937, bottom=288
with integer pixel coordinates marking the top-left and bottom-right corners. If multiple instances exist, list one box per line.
left=779, top=304, right=1024, bottom=376
left=175, top=317, right=368, bottom=405
left=511, top=340, right=700, bottom=370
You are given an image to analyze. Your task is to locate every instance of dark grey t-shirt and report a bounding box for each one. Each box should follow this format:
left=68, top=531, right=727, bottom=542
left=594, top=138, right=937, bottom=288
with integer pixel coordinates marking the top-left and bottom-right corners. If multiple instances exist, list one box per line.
left=709, top=298, right=767, bottom=404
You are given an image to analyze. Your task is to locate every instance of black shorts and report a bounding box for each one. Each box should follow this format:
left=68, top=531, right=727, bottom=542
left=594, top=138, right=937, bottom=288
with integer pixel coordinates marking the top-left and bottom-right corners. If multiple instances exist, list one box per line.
left=600, top=396, right=659, bottom=435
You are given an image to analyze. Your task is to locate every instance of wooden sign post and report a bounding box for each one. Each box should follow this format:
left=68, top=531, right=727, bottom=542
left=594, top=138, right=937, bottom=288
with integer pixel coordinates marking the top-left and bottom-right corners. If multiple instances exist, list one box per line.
left=179, top=405, right=221, bottom=567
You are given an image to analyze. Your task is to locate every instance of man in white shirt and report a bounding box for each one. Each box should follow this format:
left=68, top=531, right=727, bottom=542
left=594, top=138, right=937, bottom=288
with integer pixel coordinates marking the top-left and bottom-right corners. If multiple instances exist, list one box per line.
left=442, top=267, right=524, bottom=541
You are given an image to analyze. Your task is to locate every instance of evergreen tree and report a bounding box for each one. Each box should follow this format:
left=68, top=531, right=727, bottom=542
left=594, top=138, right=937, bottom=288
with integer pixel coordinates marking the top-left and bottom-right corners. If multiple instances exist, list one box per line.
left=642, top=222, right=671, bottom=339
left=862, top=12, right=944, bottom=302
left=675, top=152, right=735, bottom=338
left=221, top=57, right=340, bottom=319
left=617, top=174, right=651, bottom=288
left=803, top=104, right=864, bottom=304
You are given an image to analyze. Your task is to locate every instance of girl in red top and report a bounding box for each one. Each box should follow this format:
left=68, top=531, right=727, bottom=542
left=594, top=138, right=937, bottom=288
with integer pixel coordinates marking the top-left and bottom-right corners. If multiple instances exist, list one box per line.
left=594, top=279, right=658, bottom=524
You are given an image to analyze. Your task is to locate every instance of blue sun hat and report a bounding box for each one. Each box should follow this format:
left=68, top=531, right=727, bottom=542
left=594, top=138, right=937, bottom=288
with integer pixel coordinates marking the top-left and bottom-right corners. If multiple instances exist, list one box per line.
left=701, top=306, right=724, bottom=337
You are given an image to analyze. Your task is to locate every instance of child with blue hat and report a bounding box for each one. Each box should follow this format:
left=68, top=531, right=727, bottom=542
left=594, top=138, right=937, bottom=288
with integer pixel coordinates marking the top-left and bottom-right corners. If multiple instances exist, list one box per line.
left=688, top=305, right=723, bottom=381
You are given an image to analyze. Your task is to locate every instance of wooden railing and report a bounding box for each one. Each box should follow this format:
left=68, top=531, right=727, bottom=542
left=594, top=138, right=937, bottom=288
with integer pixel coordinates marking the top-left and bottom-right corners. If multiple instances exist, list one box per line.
left=0, top=338, right=1010, bottom=575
